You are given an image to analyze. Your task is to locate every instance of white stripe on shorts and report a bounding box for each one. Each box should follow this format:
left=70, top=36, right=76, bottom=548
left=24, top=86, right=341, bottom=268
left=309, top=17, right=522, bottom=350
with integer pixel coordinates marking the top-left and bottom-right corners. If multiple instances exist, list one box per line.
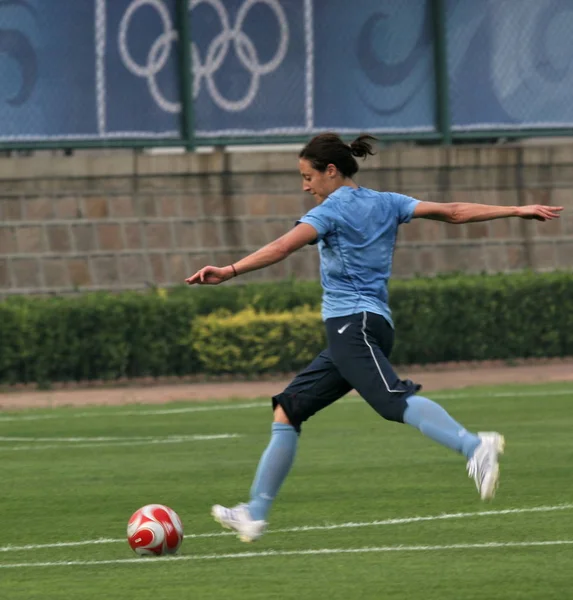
left=361, top=311, right=403, bottom=394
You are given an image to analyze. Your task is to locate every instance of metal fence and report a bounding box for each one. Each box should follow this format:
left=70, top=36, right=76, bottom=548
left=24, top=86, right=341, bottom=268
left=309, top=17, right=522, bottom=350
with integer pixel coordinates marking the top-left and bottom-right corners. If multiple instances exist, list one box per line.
left=0, top=0, right=572, bottom=150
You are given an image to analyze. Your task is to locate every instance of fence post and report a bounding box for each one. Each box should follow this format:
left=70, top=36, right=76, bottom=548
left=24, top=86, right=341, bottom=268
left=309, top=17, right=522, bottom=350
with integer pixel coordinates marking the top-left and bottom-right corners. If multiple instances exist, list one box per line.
left=431, top=0, right=451, bottom=144
left=176, top=0, right=195, bottom=151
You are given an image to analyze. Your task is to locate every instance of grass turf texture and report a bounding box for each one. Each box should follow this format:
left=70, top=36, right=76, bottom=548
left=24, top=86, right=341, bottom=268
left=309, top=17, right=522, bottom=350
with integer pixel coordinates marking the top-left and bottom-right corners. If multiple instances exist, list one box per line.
left=0, top=382, right=572, bottom=600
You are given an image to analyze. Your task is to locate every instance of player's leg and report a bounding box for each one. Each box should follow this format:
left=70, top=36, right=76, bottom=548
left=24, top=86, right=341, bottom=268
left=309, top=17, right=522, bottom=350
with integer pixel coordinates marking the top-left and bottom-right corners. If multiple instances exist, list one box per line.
left=248, top=350, right=352, bottom=522
left=328, top=312, right=504, bottom=499
left=402, top=395, right=505, bottom=500
left=212, top=349, right=352, bottom=541
left=245, top=405, right=298, bottom=526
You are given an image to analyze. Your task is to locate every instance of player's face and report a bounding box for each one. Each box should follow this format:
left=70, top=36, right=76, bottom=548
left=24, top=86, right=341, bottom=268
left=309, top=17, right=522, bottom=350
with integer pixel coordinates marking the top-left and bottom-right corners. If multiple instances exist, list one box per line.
left=299, top=158, right=338, bottom=203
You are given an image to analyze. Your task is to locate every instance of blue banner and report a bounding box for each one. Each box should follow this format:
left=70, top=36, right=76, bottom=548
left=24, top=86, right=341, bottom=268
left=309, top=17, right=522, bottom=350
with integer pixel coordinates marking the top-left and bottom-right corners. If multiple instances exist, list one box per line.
left=313, top=0, right=436, bottom=133
left=447, top=0, right=573, bottom=130
left=192, top=0, right=437, bottom=136
left=0, top=0, right=572, bottom=143
left=0, top=0, right=98, bottom=140
left=104, top=0, right=181, bottom=138
left=191, top=0, right=307, bottom=136
left=0, top=0, right=182, bottom=141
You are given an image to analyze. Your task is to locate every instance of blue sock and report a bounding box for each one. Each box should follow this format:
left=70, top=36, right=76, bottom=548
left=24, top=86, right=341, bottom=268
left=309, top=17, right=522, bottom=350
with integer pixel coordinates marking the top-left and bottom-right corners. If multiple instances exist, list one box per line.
left=403, top=395, right=480, bottom=459
left=248, top=423, right=298, bottom=521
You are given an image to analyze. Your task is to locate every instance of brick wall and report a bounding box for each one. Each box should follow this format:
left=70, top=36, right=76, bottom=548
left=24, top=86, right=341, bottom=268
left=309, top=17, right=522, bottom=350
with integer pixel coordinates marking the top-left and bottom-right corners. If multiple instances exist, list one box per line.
left=0, top=144, right=572, bottom=295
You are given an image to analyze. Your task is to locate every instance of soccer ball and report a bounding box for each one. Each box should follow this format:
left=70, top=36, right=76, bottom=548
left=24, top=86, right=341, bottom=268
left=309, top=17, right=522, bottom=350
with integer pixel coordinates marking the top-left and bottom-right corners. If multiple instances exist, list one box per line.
left=127, top=504, right=184, bottom=556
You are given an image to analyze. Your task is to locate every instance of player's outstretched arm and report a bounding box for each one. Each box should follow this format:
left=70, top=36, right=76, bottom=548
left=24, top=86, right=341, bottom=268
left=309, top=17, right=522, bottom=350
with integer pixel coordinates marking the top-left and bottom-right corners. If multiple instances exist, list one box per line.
left=185, top=223, right=318, bottom=285
left=413, top=201, right=563, bottom=224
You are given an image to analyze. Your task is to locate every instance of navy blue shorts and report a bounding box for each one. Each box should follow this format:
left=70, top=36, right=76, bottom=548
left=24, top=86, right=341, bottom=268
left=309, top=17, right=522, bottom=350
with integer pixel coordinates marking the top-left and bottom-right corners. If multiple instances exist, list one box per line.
left=272, top=311, right=421, bottom=433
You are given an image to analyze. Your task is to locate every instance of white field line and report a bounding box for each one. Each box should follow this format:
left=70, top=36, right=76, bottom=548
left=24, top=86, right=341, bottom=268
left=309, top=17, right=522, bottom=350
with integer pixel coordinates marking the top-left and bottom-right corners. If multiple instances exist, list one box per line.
left=2, top=503, right=571, bottom=554
left=0, top=388, right=572, bottom=423
left=0, top=434, right=240, bottom=452
left=0, top=402, right=269, bottom=422
left=1, top=540, right=572, bottom=569
left=0, top=434, right=236, bottom=443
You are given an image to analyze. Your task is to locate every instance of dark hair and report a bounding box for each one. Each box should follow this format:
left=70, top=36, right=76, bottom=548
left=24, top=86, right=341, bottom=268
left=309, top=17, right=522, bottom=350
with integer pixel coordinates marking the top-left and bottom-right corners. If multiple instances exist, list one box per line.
left=299, top=133, right=377, bottom=178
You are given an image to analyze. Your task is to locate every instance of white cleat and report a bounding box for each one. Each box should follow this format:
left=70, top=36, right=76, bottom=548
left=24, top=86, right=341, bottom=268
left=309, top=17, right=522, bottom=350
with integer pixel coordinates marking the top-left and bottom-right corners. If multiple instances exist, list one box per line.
left=467, top=432, right=506, bottom=500
left=211, top=503, right=267, bottom=543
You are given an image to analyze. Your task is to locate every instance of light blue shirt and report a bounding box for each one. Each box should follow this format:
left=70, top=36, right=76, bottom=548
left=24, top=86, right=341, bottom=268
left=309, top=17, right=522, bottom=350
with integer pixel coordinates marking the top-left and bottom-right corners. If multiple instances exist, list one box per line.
left=298, top=186, right=420, bottom=326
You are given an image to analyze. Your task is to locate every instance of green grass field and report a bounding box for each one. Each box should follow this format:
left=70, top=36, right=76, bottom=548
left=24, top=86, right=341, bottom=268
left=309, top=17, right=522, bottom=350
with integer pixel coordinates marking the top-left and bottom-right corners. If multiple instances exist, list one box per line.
left=0, top=382, right=572, bottom=600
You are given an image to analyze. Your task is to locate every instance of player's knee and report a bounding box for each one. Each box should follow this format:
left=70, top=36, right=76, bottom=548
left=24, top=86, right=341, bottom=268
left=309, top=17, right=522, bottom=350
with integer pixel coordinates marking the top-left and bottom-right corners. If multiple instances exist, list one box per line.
left=376, top=400, right=407, bottom=423
left=273, top=404, right=292, bottom=425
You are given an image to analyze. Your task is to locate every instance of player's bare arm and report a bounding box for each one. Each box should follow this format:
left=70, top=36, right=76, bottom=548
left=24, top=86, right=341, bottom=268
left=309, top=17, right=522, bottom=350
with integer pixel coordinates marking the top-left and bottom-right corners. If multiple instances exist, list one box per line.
left=413, top=201, right=563, bottom=224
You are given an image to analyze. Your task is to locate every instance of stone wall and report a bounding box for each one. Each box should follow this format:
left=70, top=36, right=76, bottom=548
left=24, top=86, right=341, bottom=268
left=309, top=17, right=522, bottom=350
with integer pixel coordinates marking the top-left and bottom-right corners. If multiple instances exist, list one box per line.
left=0, top=143, right=572, bottom=295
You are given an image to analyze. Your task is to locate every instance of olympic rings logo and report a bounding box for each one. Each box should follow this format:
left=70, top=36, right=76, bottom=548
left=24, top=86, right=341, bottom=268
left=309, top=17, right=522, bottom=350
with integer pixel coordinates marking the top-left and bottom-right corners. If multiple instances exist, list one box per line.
left=118, top=0, right=290, bottom=113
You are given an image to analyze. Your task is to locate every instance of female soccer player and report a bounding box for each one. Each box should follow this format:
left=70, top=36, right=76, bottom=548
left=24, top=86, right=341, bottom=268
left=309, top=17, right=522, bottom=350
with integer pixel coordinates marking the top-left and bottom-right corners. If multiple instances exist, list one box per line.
left=185, top=133, right=563, bottom=542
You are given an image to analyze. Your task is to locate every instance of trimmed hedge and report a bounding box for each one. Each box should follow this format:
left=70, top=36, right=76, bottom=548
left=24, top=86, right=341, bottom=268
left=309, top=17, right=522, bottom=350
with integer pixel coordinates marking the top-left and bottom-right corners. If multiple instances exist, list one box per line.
left=0, top=293, right=198, bottom=385
left=0, top=272, right=572, bottom=384
left=390, top=272, right=573, bottom=364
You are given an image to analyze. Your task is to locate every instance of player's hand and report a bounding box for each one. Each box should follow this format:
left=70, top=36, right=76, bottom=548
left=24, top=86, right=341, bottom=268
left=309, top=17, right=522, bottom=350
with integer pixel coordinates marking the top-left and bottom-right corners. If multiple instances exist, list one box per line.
left=517, top=205, right=563, bottom=221
left=185, top=265, right=234, bottom=285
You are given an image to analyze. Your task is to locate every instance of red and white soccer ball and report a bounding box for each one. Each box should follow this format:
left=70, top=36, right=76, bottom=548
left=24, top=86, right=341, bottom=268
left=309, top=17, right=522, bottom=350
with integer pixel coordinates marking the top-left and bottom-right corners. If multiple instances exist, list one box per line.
left=127, top=504, right=184, bottom=556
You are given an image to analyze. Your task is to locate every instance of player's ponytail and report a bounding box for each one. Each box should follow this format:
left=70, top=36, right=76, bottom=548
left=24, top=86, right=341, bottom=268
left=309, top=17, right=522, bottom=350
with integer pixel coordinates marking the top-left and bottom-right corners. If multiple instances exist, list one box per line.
left=349, top=134, right=376, bottom=159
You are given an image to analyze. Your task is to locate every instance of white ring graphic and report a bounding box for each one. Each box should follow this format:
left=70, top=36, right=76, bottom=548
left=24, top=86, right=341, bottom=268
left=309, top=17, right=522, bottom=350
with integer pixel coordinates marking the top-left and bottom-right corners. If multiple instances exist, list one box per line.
left=118, top=0, right=290, bottom=113
left=119, top=0, right=180, bottom=113
left=148, top=29, right=180, bottom=113
left=192, top=0, right=289, bottom=111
